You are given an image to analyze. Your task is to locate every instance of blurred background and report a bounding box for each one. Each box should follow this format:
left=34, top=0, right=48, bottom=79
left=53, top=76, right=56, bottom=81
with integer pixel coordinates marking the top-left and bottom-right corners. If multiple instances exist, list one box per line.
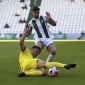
left=0, top=0, right=85, bottom=40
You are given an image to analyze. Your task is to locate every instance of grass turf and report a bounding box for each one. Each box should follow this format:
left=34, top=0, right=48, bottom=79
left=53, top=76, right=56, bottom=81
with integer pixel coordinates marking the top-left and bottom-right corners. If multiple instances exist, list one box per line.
left=0, top=41, right=85, bottom=85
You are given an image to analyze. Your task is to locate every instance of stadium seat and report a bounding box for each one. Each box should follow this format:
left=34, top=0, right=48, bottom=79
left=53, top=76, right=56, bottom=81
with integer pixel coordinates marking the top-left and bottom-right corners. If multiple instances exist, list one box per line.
left=0, top=0, right=85, bottom=34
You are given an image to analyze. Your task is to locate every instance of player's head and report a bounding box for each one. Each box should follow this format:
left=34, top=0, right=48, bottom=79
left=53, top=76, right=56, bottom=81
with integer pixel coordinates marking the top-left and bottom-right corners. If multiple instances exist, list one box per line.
left=30, top=46, right=41, bottom=58
left=32, top=6, right=40, bottom=19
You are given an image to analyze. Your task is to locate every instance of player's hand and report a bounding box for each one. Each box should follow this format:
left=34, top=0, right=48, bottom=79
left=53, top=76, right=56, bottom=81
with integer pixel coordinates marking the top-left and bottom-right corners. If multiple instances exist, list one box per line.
left=20, top=24, right=32, bottom=38
left=24, top=24, right=32, bottom=36
left=24, top=24, right=31, bottom=32
left=25, top=24, right=30, bottom=31
left=46, top=12, right=51, bottom=19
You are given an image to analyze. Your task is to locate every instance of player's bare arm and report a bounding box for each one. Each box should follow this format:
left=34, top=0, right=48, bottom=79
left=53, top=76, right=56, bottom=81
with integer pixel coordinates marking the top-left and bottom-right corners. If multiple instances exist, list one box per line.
left=20, top=24, right=31, bottom=51
left=46, top=12, right=56, bottom=26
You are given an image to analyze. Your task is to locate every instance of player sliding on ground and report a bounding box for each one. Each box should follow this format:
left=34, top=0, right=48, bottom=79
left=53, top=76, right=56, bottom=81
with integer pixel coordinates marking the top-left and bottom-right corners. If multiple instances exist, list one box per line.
left=18, top=25, right=76, bottom=77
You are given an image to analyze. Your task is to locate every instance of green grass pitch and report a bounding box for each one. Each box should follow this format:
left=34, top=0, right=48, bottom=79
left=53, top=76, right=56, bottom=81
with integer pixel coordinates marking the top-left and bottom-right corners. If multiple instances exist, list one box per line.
left=0, top=41, right=85, bottom=85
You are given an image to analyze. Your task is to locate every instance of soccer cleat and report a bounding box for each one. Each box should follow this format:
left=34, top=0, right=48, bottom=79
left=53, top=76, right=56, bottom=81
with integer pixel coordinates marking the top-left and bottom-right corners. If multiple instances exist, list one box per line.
left=64, top=63, right=76, bottom=70
left=18, top=72, right=25, bottom=77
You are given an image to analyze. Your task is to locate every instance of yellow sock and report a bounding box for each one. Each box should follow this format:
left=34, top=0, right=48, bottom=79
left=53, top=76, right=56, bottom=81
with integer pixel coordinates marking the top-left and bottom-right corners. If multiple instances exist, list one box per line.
left=24, top=70, right=42, bottom=76
left=46, top=62, right=67, bottom=68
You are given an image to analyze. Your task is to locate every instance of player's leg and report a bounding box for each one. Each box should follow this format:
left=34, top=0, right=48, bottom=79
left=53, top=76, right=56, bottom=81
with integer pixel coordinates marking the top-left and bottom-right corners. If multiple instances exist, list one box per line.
left=18, top=60, right=76, bottom=77
left=18, top=59, right=46, bottom=77
left=35, top=39, right=44, bottom=58
left=35, top=41, right=44, bottom=49
left=24, top=69, right=46, bottom=76
left=18, top=69, right=46, bottom=77
left=37, top=60, right=76, bottom=69
left=37, top=60, right=66, bottom=68
left=46, top=40, right=56, bottom=62
left=45, top=62, right=76, bottom=69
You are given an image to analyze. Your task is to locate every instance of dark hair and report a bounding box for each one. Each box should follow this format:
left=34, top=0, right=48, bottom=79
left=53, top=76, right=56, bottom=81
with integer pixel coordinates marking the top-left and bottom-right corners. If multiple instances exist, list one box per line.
left=32, top=6, right=40, bottom=11
left=31, top=46, right=41, bottom=53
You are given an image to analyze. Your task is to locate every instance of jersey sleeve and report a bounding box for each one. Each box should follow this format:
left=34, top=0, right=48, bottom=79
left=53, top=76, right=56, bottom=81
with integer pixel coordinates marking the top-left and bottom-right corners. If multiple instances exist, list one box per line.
left=19, top=47, right=33, bottom=63
left=21, top=47, right=33, bottom=58
left=20, top=47, right=29, bottom=53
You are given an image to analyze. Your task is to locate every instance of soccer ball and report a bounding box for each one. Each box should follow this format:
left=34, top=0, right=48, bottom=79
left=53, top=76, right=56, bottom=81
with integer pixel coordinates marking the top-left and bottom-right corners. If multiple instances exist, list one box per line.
left=48, top=66, right=59, bottom=76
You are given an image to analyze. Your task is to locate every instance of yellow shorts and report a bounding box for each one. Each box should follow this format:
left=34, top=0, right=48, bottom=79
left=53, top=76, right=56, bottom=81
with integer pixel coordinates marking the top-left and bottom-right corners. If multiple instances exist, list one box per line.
left=21, top=59, right=40, bottom=72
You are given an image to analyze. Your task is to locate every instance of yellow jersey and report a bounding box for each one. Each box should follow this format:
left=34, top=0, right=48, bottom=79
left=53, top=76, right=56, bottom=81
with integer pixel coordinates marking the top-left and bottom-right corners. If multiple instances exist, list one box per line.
left=19, top=47, right=40, bottom=72
left=19, top=47, right=33, bottom=64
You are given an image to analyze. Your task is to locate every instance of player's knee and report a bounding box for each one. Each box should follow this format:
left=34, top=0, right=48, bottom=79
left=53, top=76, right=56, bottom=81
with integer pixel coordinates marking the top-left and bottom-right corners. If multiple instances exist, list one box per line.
left=51, top=50, right=56, bottom=55
left=37, top=60, right=46, bottom=68
left=41, top=70, right=46, bottom=76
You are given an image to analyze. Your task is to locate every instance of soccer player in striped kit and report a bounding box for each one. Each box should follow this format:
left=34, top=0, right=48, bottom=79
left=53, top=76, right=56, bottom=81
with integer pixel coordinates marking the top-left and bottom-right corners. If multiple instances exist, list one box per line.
left=27, top=6, right=56, bottom=62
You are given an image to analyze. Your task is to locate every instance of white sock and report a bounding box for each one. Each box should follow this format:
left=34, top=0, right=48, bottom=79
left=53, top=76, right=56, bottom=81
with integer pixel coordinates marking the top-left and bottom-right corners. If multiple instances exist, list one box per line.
left=46, top=54, right=54, bottom=62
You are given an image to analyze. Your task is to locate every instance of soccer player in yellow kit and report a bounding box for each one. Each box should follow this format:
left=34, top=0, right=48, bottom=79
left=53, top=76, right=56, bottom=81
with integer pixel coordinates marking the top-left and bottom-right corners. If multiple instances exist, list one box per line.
left=18, top=24, right=76, bottom=77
